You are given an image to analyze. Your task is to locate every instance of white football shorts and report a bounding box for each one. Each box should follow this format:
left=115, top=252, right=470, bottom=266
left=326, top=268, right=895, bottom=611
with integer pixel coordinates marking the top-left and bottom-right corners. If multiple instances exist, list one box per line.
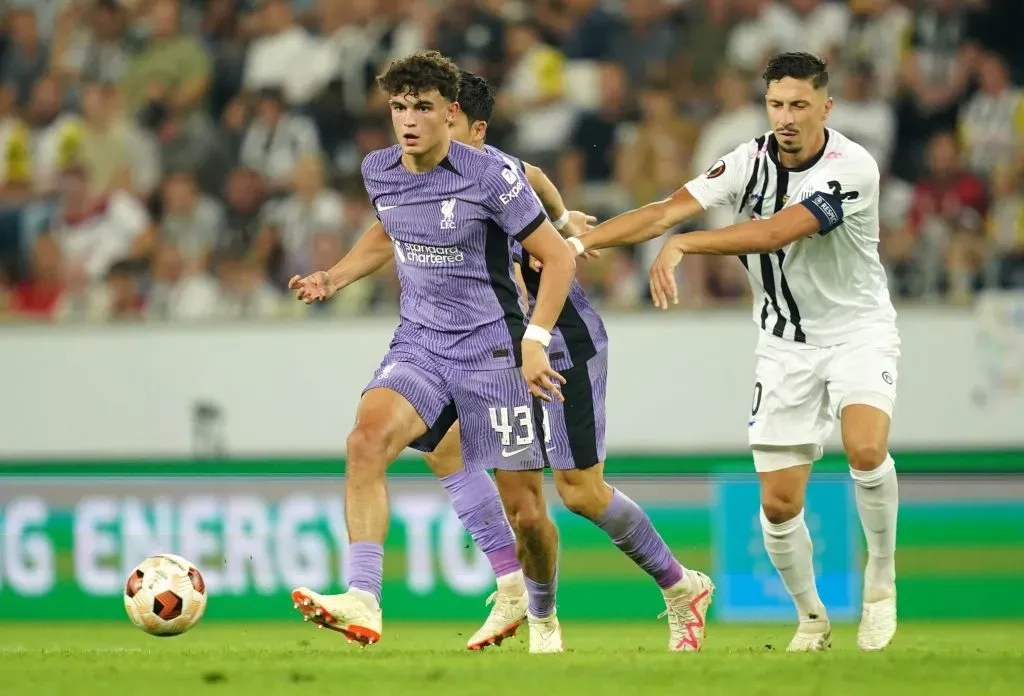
left=747, top=329, right=900, bottom=471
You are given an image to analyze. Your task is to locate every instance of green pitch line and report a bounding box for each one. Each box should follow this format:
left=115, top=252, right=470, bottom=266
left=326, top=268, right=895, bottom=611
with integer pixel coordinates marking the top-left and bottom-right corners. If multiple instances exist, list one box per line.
left=3, top=622, right=1022, bottom=696
left=2, top=449, right=1021, bottom=476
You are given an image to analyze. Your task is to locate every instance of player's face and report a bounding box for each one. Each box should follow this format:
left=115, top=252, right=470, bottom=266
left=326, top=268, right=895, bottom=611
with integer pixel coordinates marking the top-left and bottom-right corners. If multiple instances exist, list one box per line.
left=765, top=77, right=832, bottom=155
left=389, top=89, right=456, bottom=156
left=448, top=109, right=487, bottom=150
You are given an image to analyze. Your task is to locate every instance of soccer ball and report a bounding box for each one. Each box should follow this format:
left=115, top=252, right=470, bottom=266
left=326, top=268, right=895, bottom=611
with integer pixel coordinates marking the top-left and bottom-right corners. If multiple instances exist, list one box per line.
left=124, top=554, right=208, bottom=636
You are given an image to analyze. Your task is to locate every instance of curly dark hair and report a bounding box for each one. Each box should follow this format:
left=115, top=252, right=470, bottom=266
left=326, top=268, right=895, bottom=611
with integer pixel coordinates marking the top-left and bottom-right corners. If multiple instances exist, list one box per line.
left=456, top=70, right=496, bottom=124
left=763, top=52, right=829, bottom=90
left=376, top=51, right=461, bottom=103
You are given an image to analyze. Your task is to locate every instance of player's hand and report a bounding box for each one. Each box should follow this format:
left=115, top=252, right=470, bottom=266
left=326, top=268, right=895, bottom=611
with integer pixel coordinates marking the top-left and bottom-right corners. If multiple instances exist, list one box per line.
left=566, top=210, right=600, bottom=261
left=288, top=271, right=336, bottom=304
left=649, top=238, right=686, bottom=310
left=568, top=210, right=597, bottom=234
left=521, top=339, right=566, bottom=403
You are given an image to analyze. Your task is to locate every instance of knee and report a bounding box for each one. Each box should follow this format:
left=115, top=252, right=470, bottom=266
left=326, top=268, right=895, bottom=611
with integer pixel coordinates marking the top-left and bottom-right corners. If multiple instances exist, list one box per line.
left=761, top=489, right=804, bottom=525
left=346, top=424, right=391, bottom=474
left=846, top=442, right=888, bottom=472
left=505, top=493, right=550, bottom=539
left=555, top=475, right=608, bottom=520
left=557, top=483, right=591, bottom=518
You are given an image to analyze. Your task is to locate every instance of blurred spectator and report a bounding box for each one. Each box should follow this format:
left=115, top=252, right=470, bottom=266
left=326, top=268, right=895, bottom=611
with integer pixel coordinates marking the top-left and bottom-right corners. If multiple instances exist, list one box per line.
left=256, top=153, right=343, bottom=287
left=886, top=133, right=988, bottom=300
left=763, top=0, right=849, bottom=63
left=958, top=52, right=1024, bottom=178
left=985, top=160, right=1024, bottom=289
left=56, top=256, right=145, bottom=324
left=146, top=242, right=220, bottom=322
left=121, top=0, right=212, bottom=118
left=692, top=68, right=768, bottom=200
left=215, top=253, right=281, bottom=319
left=50, top=0, right=130, bottom=94
left=28, top=75, right=84, bottom=196
left=557, top=0, right=623, bottom=63
left=577, top=248, right=643, bottom=311
left=828, top=60, right=896, bottom=173
left=558, top=63, right=632, bottom=218
left=150, top=97, right=231, bottom=197
left=2, top=8, right=48, bottom=107
left=79, top=83, right=161, bottom=197
left=338, top=179, right=378, bottom=250
left=200, top=0, right=249, bottom=118
left=315, top=0, right=380, bottom=115
left=620, top=80, right=701, bottom=210
left=895, top=0, right=974, bottom=180
left=726, top=0, right=774, bottom=78
left=99, top=259, right=146, bottom=321
left=498, top=20, right=574, bottom=173
left=688, top=67, right=767, bottom=305
left=219, top=166, right=267, bottom=257
left=239, top=87, right=320, bottom=192
left=385, top=0, right=436, bottom=65
left=609, top=0, right=678, bottom=87
left=49, top=164, right=153, bottom=284
left=243, top=0, right=330, bottom=106
left=7, top=1, right=61, bottom=42
left=842, top=0, right=913, bottom=101
left=159, top=170, right=225, bottom=271
left=434, top=0, right=506, bottom=83
left=678, top=0, right=735, bottom=107
left=7, top=234, right=63, bottom=319
left=0, top=82, right=32, bottom=202
left=0, top=0, right=1020, bottom=324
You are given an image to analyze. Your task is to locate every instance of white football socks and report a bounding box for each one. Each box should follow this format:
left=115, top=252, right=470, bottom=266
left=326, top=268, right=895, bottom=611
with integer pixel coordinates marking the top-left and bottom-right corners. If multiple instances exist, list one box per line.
left=760, top=507, right=826, bottom=621
left=850, top=454, right=899, bottom=599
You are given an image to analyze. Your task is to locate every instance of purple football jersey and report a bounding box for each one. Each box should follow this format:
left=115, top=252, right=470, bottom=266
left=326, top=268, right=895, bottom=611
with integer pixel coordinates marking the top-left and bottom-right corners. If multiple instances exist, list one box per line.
left=482, top=144, right=609, bottom=370
left=362, top=140, right=545, bottom=371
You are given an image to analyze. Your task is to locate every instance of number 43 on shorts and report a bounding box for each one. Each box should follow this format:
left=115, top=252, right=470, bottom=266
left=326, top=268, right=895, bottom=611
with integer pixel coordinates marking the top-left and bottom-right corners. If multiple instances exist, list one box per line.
left=489, top=405, right=552, bottom=450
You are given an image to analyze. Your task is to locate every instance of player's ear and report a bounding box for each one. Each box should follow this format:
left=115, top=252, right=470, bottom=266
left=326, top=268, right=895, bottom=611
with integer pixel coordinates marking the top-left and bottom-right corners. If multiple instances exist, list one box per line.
left=474, top=120, right=488, bottom=143
left=446, top=101, right=460, bottom=127
left=822, top=95, right=833, bottom=122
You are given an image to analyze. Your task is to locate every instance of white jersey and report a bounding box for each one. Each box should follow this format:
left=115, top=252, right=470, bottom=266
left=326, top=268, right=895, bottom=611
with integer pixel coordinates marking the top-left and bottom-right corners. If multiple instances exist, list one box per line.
left=685, top=128, right=897, bottom=347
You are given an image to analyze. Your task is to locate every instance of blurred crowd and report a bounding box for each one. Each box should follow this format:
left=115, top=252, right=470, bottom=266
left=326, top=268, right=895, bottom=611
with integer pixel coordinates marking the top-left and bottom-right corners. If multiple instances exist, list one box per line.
left=0, top=0, right=1022, bottom=323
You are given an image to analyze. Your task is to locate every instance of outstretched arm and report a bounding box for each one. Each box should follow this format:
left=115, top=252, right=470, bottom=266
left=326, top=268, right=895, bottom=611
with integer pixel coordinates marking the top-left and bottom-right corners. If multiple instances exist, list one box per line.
left=675, top=205, right=822, bottom=256
left=326, top=221, right=394, bottom=289
left=573, top=186, right=707, bottom=253
left=288, top=221, right=393, bottom=302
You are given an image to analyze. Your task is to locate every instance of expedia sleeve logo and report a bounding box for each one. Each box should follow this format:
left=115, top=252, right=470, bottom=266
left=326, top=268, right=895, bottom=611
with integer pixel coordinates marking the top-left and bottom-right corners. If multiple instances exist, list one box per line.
left=499, top=171, right=525, bottom=205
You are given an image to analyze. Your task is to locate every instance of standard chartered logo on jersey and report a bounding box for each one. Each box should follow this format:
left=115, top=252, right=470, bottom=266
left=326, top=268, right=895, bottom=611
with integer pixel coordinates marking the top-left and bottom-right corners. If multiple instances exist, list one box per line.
left=0, top=491, right=492, bottom=600
left=394, top=240, right=465, bottom=265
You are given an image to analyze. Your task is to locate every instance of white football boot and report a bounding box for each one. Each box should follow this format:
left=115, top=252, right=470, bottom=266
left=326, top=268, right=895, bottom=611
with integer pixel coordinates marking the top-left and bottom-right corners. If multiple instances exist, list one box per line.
left=660, top=568, right=715, bottom=651
left=466, top=571, right=529, bottom=650
left=858, top=588, right=897, bottom=651
left=527, top=611, right=564, bottom=653
left=291, top=587, right=382, bottom=645
left=787, top=614, right=832, bottom=652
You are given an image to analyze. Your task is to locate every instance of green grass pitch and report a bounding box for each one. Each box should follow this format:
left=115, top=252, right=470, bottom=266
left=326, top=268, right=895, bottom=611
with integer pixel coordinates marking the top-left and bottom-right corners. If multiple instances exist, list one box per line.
left=4, top=621, right=1023, bottom=695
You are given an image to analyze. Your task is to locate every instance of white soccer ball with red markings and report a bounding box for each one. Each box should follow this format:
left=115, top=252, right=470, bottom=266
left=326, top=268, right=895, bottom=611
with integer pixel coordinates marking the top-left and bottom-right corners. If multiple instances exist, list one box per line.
left=124, top=554, right=208, bottom=636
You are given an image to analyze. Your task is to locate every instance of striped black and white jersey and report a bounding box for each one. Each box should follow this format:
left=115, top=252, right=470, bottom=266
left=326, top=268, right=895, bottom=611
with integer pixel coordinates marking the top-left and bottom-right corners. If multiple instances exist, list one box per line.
left=685, top=128, right=897, bottom=347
